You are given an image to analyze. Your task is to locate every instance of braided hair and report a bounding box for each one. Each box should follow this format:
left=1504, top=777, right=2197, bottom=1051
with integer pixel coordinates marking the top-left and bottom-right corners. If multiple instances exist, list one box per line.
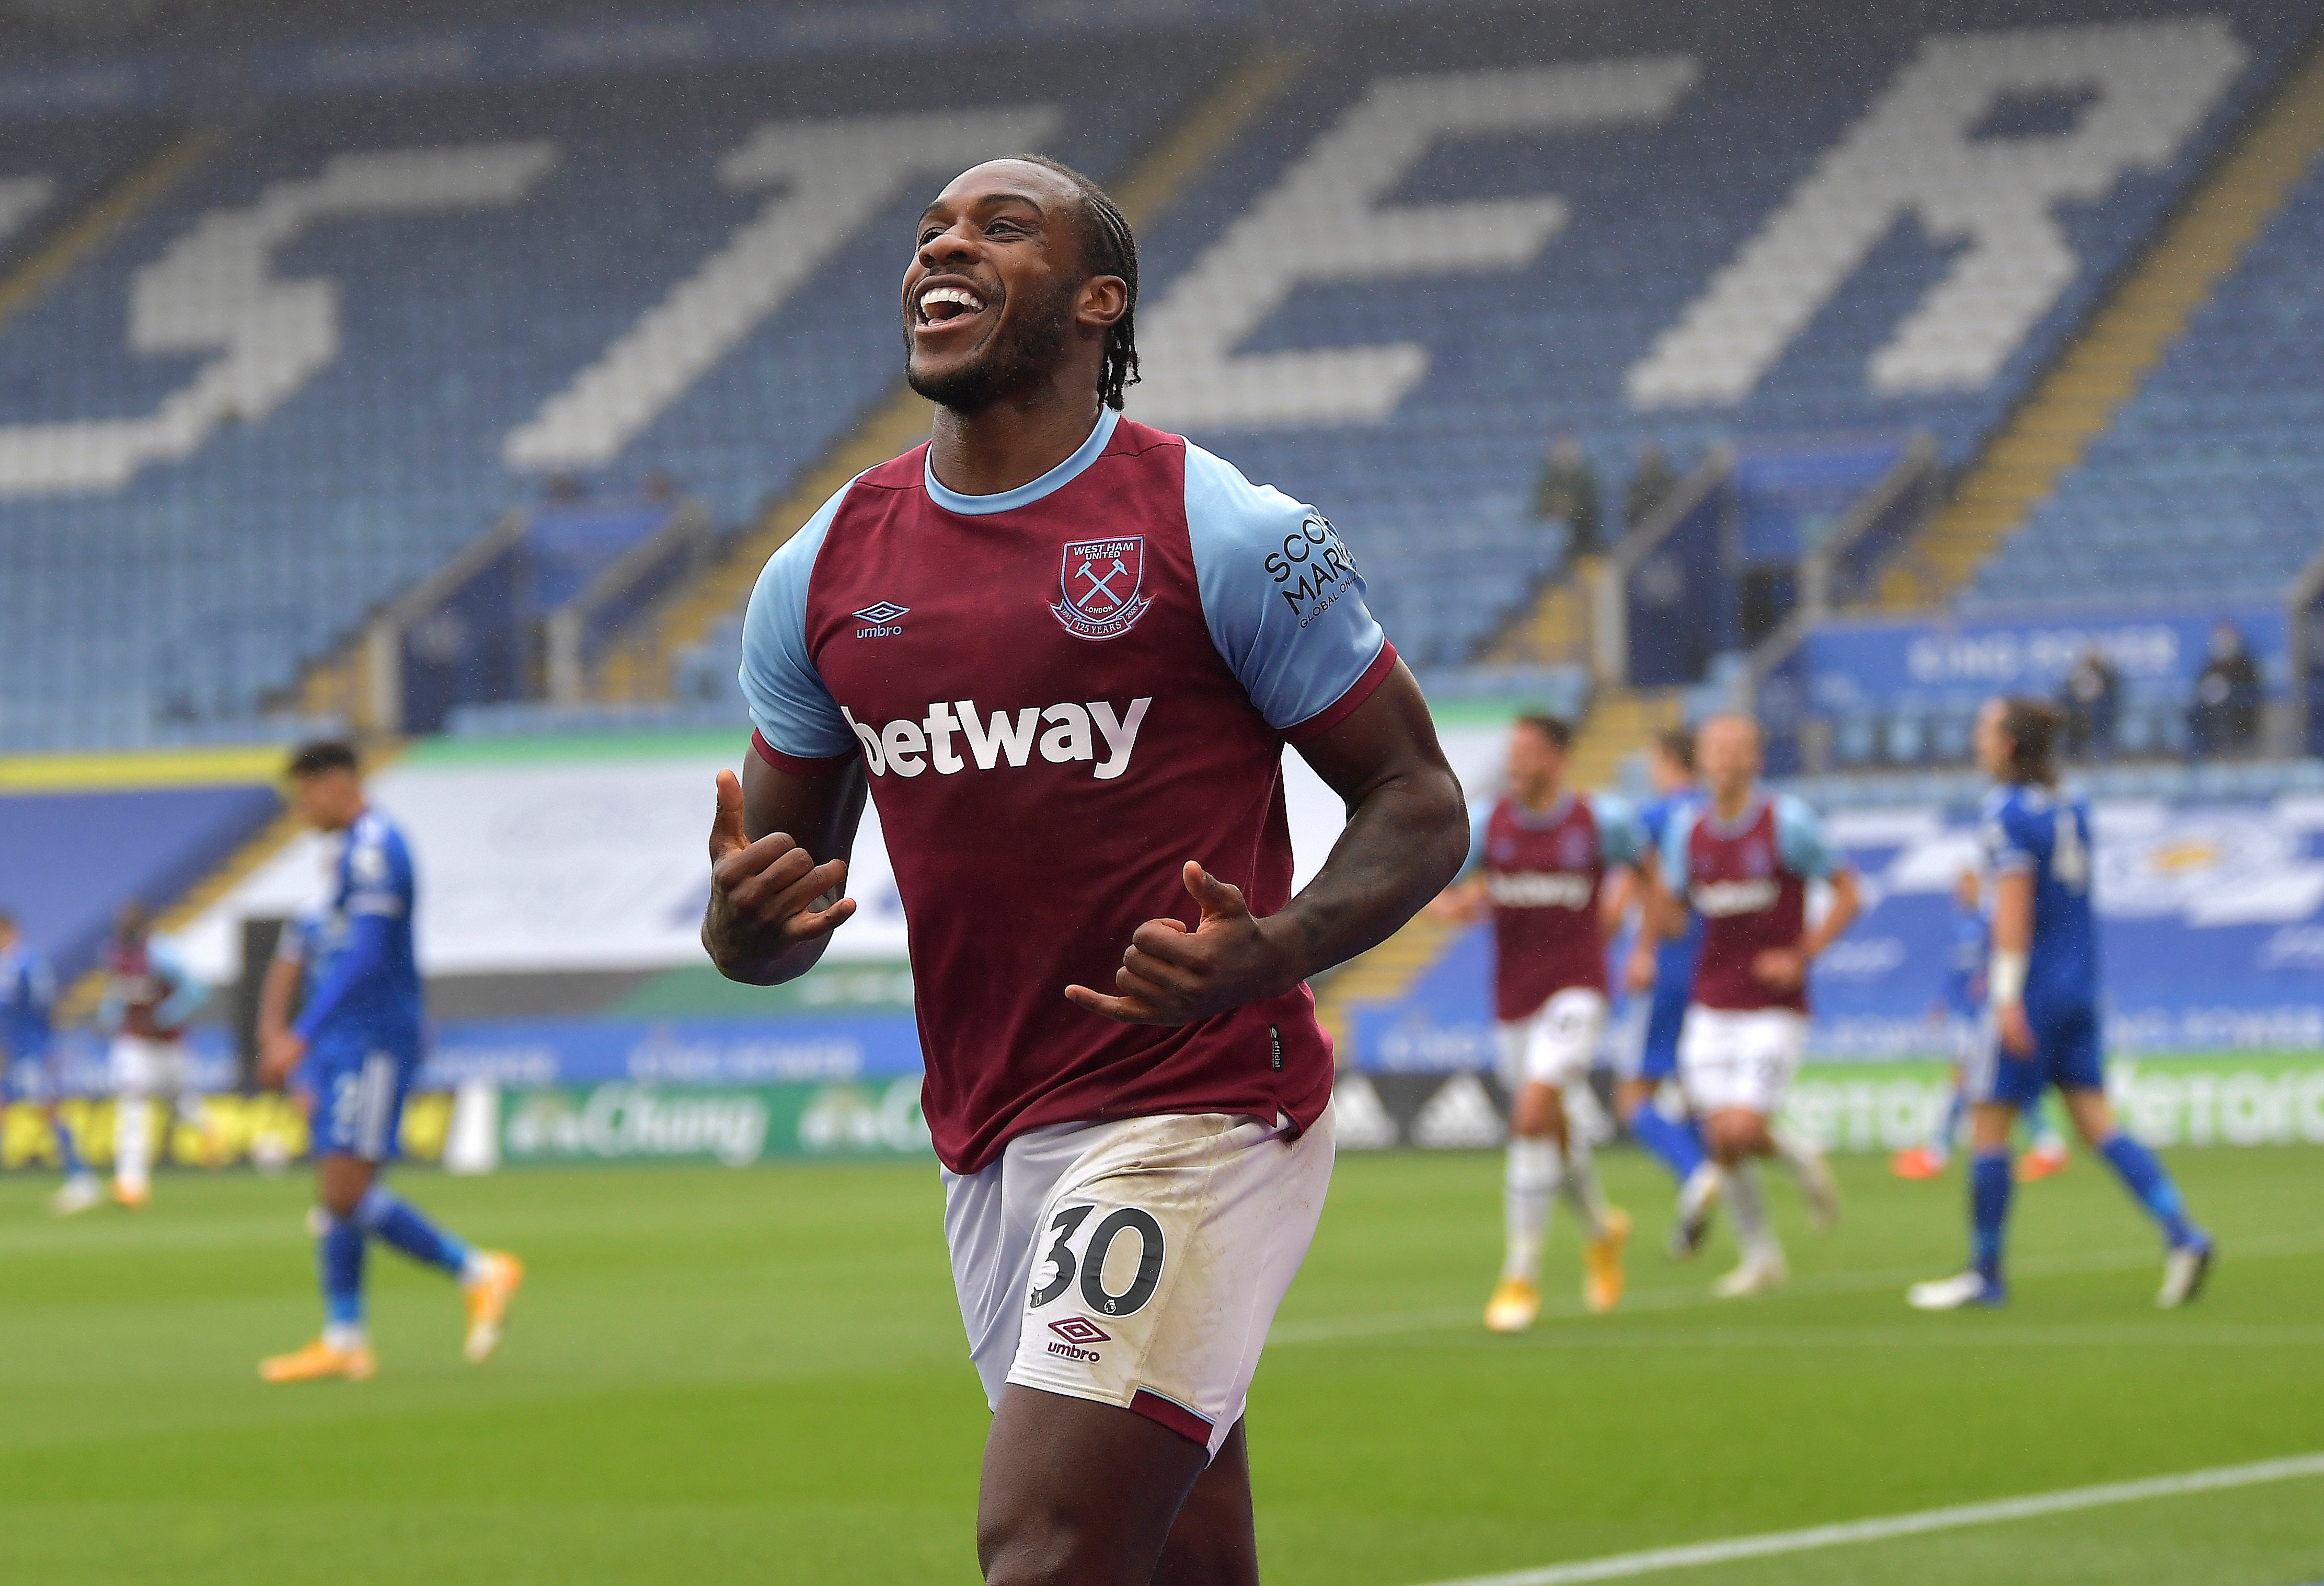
left=1010, top=154, right=1141, bottom=410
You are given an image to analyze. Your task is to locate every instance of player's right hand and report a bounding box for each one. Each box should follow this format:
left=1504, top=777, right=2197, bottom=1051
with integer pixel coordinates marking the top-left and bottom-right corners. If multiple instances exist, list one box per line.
left=706, top=770, right=855, bottom=951
left=1996, top=1002, right=2035, bottom=1057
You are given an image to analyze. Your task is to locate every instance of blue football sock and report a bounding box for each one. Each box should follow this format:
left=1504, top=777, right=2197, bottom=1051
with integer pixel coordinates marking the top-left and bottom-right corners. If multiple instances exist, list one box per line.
left=2097, top=1133, right=2198, bottom=1247
left=353, top=1184, right=474, bottom=1277
left=320, top=1214, right=366, bottom=1327
left=53, top=1116, right=86, bottom=1175
left=1970, top=1151, right=2012, bottom=1285
left=1626, top=1104, right=1707, bottom=1185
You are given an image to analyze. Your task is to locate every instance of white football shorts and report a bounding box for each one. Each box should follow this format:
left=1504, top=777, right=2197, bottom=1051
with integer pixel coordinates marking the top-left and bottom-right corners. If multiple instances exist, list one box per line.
left=1497, top=987, right=1608, bottom=1092
left=941, top=1103, right=1335, bottom=1459
left=109, top=1034, right=188, bottom=1099
left=1678, top=1006, right=1808, bottom=1117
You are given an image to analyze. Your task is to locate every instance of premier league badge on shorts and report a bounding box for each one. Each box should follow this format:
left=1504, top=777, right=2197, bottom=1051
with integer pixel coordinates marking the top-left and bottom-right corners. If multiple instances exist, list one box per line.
left=1052, top=536, right=1154, bottom=641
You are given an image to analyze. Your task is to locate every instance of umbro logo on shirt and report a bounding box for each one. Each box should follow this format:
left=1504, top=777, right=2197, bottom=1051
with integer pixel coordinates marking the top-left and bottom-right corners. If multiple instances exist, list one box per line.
left=853, top=601, right=909, bottom=637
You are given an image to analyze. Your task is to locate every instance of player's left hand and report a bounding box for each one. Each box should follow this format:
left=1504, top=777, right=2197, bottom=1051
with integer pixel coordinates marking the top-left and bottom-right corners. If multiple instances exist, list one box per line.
left=1752, top=946, right=1807, bottom=992
left=1066, top=862, right=1295, bottom=1026
left=258, top=1029, right=306, bottom=1089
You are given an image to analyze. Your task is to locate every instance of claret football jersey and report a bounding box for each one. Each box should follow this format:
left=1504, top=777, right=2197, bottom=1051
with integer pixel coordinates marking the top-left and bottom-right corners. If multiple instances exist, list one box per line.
left=740, top=407, right=1396, bottom=1173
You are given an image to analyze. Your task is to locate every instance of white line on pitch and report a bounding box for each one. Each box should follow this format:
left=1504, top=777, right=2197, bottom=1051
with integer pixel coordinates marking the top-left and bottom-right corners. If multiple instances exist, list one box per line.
left=1412, top=1451, right=2324, bottom=1586
left=1269, top=1232, right=2324, bottom=1347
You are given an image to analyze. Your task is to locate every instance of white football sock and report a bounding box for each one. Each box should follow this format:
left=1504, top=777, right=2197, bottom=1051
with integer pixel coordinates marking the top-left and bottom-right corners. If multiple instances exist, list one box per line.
left=1504, top=1135, right=1560, bottom=1280
left=1724, top=1160, right=1781, bottom=1263
left=1770, top=1123, right=1826, bottom=1187
left=323, top=1322, right=367, bottom=1352
left=1557, top=1130, right=1609, bottom=1243
left=114, top=1097, right=153, bottom=1192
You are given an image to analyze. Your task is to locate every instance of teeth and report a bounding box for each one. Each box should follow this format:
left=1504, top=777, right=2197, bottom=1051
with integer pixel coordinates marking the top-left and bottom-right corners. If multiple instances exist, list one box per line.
left=918, top=285, right=985, bottom=321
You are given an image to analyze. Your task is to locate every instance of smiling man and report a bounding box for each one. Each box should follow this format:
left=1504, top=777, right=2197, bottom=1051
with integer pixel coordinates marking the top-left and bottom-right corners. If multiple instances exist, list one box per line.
left=701, top=155, right=1467, bottom=1584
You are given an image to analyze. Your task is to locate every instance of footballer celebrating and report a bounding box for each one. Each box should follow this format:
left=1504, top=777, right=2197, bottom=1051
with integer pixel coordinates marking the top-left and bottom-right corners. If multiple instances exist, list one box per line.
left=1431, top=714, right=1639, bottom=1330
left=704, top=156, right=1465, bottom=1584
left=1641, top=715, right=1858, bottom=1297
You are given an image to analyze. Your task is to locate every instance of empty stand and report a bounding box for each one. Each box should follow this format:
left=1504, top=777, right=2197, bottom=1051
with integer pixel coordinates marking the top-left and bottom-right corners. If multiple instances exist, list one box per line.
left=0, top=30, right=1233, bottom=749
left=1, top=0, right=2314, bottom=751
left=1972, top=133, right=2324, bottom=604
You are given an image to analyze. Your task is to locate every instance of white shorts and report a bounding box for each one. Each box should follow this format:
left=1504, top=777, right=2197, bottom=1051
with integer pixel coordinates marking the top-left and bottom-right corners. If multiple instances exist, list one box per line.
left=1678, top=1007, right=1807, bottom=1117
left=1497, top=988, right=1608, bottom=1092
left=940, top=1104, right=1335, bottom=1458
left=109, top=1035, right=187, bottom=1099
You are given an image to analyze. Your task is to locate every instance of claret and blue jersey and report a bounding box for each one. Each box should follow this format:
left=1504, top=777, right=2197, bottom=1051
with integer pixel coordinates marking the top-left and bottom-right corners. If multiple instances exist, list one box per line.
left=739, top=407, right=1394, bottom=1174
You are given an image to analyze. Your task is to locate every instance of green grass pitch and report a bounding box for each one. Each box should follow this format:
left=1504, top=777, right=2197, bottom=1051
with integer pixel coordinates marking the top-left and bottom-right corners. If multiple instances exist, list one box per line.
left=2, top=1147, right=2319, bottom=1585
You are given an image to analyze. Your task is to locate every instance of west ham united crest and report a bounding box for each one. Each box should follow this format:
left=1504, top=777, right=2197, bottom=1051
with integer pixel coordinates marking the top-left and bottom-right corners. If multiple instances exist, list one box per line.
left=1052, top=536, right=1154, bottom=641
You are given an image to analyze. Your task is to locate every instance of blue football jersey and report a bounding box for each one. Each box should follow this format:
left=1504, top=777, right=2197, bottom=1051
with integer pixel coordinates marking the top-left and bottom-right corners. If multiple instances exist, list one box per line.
left=306, top=810, right=424, bottom=1049
left=1980, top=784, right=2098, bottom=1017
left=1943, top=904, right=1989, bottom=1018
left=1, top=942, right=54, bottom=1059
left=1639, top=790, right=1707, bottom=962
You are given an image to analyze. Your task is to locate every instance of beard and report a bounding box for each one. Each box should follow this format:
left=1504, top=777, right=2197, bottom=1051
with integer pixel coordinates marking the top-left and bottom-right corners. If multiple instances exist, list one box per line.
left=905, top=274, right=1075, bottom=413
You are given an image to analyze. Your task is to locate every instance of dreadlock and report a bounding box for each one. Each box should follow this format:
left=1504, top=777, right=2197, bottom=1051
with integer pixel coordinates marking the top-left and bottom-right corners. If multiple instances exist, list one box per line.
left=1010, top=154, right=1141, bottom=410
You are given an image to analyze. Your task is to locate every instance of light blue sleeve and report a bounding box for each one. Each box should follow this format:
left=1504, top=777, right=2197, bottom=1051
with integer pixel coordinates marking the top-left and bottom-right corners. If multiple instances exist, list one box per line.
left=1590, top=794, right=1642, bottom=869
left=147, top=937, right=206, bottom=1027
left=1658, top=805, right=1697, bottom=893
left=738, top=479, right=859, bottom=760
left=1457, top=797, right=1494, bottom=877
left=1183, top=443, right=1389, bottom=736
left=1774, top=793, right=1842, bottom=879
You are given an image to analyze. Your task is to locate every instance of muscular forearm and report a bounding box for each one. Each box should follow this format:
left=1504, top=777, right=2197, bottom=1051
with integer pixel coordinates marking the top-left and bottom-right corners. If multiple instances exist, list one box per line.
left=1268, top=765, right=1469, bottom=983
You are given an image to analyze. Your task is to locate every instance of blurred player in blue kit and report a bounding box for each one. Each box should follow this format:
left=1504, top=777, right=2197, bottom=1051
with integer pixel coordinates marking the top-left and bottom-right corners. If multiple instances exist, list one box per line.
left=257, top=742, right=522, bottom=1381
left=1892, top=867, right=2066, bottom=1183
left=1618, top=728, right=1719, bottom=1254
left=1909, top=700, right=2213, bottom=1311
left=2, top=909, right=102, bottom=1215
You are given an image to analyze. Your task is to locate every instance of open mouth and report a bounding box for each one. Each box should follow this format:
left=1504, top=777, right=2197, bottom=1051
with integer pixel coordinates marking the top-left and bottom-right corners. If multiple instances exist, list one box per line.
left=914, top=281, right=991, bottom=332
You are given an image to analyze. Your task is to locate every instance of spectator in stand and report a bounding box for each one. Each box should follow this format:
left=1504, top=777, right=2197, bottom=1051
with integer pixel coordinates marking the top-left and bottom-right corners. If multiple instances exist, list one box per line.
left=2189, top=621, right=2263, bottom=758
left=2058, top=646, right=2120, bottom=761
left=1625, top=441, right=1677, bottom=538
left=1533, top=433, right=1601, bottom=555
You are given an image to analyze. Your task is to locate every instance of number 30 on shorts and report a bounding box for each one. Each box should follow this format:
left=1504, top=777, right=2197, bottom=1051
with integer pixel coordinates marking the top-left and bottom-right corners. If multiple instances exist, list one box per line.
left=1028, top=1203, right=1166, bottom=1318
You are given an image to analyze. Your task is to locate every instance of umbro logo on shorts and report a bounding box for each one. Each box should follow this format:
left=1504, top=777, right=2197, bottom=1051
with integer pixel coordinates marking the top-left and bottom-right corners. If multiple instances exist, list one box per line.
left=1046, top=1315, right=1110, bottom=1361
left=853, top=600, right=908, bottom=636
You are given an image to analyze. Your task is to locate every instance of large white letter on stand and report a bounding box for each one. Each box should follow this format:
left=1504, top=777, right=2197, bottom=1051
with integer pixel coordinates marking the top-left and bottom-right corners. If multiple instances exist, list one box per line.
left=1133, top=59, right=1699, bottom=431
left=1626, top=17, right=2243, bottom=407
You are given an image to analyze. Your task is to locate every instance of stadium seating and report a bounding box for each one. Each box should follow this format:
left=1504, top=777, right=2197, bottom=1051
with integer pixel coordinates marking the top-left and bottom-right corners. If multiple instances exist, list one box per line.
left=1, top=0, right=2314, bottom=750
left=1969, top=143, right=2324, bottom=605
left=0, top=29, right=1234, bottom=750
